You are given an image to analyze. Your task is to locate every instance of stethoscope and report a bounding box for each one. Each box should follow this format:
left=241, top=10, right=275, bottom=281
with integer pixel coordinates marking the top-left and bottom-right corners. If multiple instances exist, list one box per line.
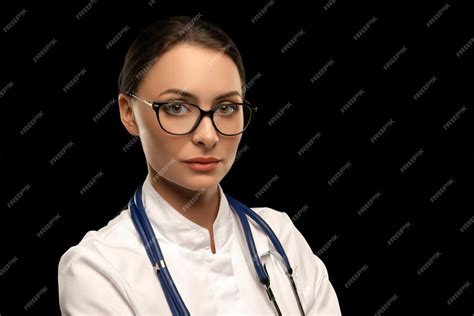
left=129, top=185, right=305, bottom=316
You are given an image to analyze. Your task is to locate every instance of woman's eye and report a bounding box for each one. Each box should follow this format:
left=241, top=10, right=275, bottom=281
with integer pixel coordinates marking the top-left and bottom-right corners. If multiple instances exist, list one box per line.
left=163, top=103, right=190, bottom=115
left=216, top=104, right=238, bottom=115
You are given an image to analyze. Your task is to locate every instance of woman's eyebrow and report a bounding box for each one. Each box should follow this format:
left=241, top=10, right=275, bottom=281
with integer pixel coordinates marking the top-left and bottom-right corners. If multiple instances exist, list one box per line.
left=158, top=88, right=242, bottom=101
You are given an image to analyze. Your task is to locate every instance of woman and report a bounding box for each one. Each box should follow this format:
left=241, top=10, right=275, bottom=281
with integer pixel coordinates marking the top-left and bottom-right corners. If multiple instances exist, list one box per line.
left=58, top=16, right=341, bottom=315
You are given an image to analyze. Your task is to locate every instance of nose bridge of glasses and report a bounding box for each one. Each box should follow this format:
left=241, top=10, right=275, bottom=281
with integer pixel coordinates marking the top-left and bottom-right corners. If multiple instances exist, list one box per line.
left=194, top=110, right=218, bottom=133
left=183, top=103, right=217, bottom=125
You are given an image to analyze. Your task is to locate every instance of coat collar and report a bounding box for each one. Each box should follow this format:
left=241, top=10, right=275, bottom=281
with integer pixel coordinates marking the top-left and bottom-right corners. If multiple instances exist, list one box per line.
left=141, top=174, right=234, bottom=253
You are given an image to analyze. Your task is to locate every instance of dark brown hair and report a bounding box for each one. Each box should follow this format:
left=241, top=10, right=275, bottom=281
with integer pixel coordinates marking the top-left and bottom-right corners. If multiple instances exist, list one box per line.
left=118, top=15, right=246, bottom=97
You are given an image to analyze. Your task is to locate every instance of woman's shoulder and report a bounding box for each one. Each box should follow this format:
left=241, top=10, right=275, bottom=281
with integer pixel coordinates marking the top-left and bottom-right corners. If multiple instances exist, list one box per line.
left=57, top=207, right=140, bottom=314
left=250, top=205, right=295, bottom=223
left=250, top=206, right=293, bottom=227
left=248, top=206, right=297, bottom=247
left=58, top=207, right=140, bottom=273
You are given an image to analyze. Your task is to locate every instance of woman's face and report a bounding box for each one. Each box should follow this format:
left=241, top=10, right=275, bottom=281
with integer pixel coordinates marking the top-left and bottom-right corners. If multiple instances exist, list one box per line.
left=119, top=43, right=243, bottom=192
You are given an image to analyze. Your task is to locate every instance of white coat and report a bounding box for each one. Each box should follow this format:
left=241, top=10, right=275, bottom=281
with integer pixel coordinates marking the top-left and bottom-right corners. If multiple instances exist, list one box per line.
left=58, top=174, right=341, bottom=315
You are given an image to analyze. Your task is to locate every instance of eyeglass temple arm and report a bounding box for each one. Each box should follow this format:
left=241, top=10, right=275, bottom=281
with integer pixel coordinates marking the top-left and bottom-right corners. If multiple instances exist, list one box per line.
left=126, top=92, right=154, bottom=107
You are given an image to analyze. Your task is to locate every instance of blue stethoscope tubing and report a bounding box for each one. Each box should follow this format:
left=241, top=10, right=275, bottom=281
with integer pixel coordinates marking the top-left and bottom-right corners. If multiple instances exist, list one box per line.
left=130, top=186, right=188, bottom=315
left=226, top=195, right=305, bottom=316
left=129, top=185, right=305, bottom=316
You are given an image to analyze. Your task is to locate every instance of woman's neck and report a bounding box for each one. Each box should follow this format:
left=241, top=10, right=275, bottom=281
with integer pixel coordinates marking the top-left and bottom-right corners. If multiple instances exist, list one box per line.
left=147, top=168, right=220, bottom=232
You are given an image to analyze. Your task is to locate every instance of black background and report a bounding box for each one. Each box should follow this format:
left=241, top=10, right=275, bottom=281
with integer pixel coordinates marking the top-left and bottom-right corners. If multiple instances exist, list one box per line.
left=0, top=0, right=472, bottom=315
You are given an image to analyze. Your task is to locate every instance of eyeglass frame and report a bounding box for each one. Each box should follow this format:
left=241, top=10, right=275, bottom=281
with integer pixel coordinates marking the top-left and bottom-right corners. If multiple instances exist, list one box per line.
left=125, top=92, right=258, bottom=136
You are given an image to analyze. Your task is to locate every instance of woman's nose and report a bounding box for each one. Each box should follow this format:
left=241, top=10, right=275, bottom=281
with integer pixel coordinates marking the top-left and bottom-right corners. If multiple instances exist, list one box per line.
left=191, top=115, right=219, bottom=147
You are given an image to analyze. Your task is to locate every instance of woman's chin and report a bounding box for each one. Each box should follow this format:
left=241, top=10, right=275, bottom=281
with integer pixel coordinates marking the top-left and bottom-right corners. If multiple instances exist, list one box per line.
left=180, top=177, right=220, bottom=191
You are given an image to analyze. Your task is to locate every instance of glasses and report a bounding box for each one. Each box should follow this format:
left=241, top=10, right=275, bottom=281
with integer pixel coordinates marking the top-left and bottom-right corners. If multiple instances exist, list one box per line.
left=126, top=92, right=258, bottom=136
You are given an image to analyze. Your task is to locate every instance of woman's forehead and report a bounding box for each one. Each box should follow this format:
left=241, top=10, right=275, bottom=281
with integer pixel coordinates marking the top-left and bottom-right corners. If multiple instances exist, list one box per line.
left=138, top=43, right=242, bottom=100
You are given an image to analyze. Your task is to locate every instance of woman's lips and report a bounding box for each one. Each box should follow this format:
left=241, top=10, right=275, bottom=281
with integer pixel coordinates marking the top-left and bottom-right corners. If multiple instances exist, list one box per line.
left=184, top=156, right=221, bottom=163
left=184, top=161, right=220, bottom=171
left=183, top=156, right=222, bottom=171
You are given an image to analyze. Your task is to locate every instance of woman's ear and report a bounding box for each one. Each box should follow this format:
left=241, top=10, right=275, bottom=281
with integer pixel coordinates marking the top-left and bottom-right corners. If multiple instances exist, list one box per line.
left=118, top=93, right=140, bottom=136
